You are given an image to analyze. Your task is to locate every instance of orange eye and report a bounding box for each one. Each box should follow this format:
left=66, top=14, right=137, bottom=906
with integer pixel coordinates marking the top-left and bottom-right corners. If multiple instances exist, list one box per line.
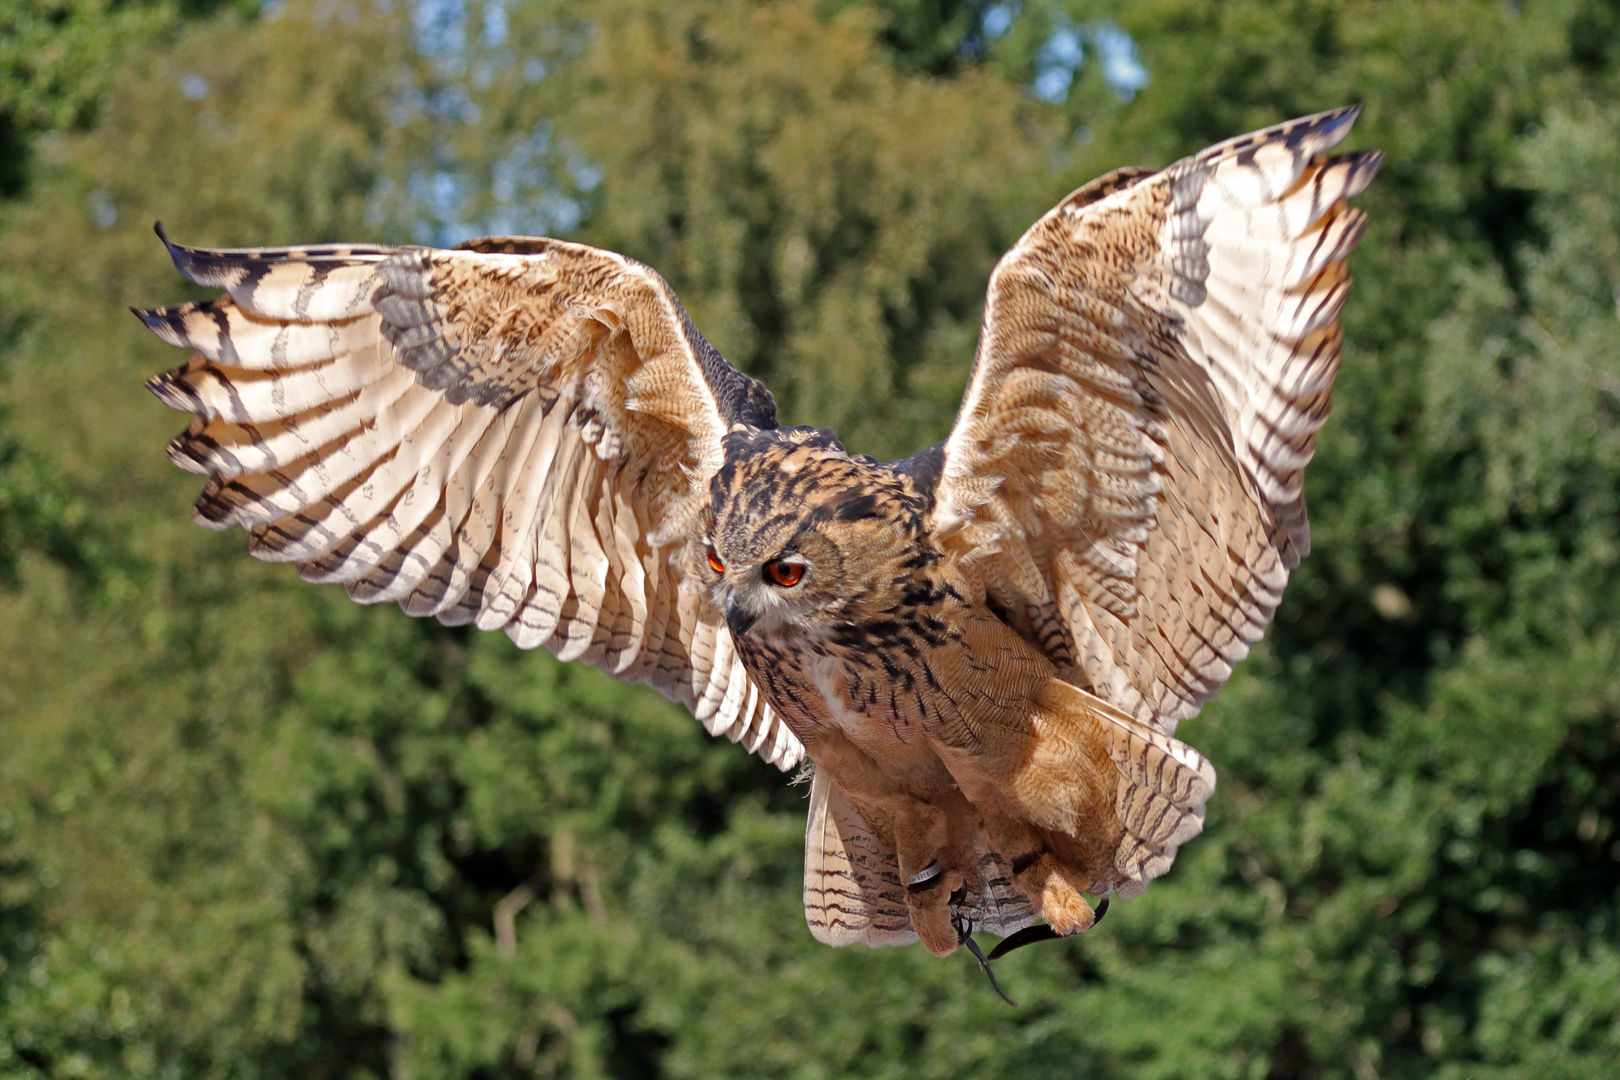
left=707, top=546, right=726, bottom=574
left=764, top=559, right=805, bottom=588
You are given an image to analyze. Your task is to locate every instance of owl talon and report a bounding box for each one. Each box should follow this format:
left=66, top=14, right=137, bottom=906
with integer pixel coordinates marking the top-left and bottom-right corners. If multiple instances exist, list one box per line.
left=1013, top=853, right=1098, bottom=936
left=985, top=923, right=1061, bottom=960
left=951, top=903, right=1018, bottom=1006
left=959, top=930, right=1018, bottom=1007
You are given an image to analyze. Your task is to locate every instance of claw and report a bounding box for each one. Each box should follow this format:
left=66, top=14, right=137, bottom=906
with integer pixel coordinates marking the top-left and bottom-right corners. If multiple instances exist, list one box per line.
left=985, top=896, right=1111, bottom=962
left=986, top=924, right=1061, bottom=961
left=951, top=893, right=1018, bottom=1007
left=960, top=931, right=1017, bottom=1007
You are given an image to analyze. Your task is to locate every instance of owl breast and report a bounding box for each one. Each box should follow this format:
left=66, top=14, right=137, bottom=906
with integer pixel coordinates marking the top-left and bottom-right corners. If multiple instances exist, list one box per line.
left=734, top=563, right=1005, bottom=770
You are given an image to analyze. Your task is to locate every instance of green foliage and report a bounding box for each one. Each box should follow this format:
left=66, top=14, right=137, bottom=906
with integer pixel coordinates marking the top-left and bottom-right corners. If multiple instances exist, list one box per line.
left=0, top=0, right=256, bottom=195
left=0, top=430, right=93, bottom=588
left=2, top=1, right=1619, bottom=1077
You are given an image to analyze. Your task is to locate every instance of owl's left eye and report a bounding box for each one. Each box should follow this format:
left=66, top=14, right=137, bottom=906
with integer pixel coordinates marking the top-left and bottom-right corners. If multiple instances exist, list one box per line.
left=764, top=559, right=805, bottom=588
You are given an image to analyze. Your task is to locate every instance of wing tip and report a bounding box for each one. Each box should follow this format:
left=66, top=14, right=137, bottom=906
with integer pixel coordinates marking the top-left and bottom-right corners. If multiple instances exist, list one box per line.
left=1195, top=104, right=1367, bottom=167
left=131, top=302, right=184, bottom=336
left=149, top=221, right=398, bottom=289
left=152, top=220, right=231, bottom=288
left=145, top=368, right=206, bottom=415
left=1304, top=102, right=1363, bottom=144
left=130, top=304, right=171, bottom=337
left=131, top=296, right=231, bottom=349
left=1335, top=148, right=1385, bottom=199
left=1278, top=104, right=1364, bottom=155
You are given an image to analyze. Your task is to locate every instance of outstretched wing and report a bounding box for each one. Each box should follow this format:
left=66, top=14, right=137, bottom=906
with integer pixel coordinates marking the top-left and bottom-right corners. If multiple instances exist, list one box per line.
left=136, top=229, right=803, bottom=769
left=932, top=107, right=1382, bottom=733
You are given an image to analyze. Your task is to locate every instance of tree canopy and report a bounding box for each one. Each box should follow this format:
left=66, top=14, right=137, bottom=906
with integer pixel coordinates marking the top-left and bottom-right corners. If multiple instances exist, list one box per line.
left=2, top=1, right=1619, bottom=1077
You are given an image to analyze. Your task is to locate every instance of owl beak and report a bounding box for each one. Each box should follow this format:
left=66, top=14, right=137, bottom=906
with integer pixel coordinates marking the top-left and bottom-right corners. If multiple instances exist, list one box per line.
left=725, top=597, right=758, bottom=638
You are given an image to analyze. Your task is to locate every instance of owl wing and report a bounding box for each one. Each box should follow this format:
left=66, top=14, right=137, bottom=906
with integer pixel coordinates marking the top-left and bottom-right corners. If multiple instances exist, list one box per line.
left=931, top=107, right=1382, bottom=734
left=136, top=228, right=803, bottom=770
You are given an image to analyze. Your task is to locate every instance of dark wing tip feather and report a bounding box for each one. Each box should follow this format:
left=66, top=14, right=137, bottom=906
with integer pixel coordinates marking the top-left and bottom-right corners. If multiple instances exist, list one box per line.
left=1289, top=103, right=1362, bottom=147
left=149, top=223, right=402, bottom=288
left=1194, top=104, right=1364, bottom=166
left=153, top=221, right=272, bottom=289
left=130, top=304, right=172, bottom=336
left=131, top=302, right=192, bottom=347
left=131, top=297, right=231, bottom=350
left=1270, top=104, right=1363, bottom=154
left=155, top=225, right=242, bottom=289
left=1337, top=149, right=1385, bottom=199
left=146, top=368, right=202, bottom=414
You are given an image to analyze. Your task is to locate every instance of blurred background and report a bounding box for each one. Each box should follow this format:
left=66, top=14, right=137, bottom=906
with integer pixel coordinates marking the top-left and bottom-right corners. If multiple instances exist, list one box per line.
left=2, top=0, right=1619, bottom=1076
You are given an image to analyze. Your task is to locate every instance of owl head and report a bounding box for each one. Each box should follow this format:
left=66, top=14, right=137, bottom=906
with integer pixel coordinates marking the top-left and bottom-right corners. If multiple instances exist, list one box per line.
left=688, top=428, right=931, bottom=641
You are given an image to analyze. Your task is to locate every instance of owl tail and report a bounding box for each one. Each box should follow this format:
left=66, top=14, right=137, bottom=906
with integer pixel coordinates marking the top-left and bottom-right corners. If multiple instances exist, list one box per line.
left=1035, top=676, right=1219, bottom=898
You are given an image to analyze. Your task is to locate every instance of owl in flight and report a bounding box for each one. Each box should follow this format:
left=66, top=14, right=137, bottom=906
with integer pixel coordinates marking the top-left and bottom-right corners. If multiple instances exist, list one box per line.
left=137, top=108, right=1379, bottom=967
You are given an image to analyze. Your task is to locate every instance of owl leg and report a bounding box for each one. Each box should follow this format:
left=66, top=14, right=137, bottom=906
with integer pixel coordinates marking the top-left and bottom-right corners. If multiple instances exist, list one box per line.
left=879, top=797, right=964, bottom=957
left=833, top=786, right=963, bottom=955
left=902, top=865, right=964, bottom=956
left=805, top=734, right=965, bottom=956
left=956, top=794, right=1102, bottom=938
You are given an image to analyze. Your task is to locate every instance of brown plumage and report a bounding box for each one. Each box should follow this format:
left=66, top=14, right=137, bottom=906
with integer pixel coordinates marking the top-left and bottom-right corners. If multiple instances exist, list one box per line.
left=135, top=108, right=1381, bottom=958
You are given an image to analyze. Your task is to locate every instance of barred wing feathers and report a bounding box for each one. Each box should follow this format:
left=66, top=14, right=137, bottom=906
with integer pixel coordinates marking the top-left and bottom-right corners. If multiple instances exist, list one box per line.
left=137, top=229, right=803, bottom=770
left=935, top=107, right=1382, bottom=733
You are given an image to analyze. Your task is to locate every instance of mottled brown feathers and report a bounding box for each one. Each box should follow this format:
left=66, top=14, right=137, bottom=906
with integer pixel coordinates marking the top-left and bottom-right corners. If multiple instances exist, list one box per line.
left=138, top=109, right=1378, bottom=958
left=136, top=225, right=801, bottom=769
left=935, top=104, right=1381, bottom=734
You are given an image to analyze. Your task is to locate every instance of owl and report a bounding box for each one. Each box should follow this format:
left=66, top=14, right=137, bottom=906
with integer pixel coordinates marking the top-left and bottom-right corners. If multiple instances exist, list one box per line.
left=136, top=108, right=1380, bottom=972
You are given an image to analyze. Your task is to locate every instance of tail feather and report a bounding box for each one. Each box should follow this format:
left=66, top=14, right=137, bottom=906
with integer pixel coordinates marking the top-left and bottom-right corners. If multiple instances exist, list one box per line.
left=1092, top=691, right=1217, bottom=894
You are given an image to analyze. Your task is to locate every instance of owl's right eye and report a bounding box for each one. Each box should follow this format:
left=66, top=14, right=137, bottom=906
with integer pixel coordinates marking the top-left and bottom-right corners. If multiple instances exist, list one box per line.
left=763, top=559, right=805, bottom=588
left=706, top=546, right=726, bottom=574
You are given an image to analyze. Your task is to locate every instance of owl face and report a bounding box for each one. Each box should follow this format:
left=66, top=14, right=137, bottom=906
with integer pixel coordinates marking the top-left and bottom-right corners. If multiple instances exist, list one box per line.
left=690, top=431, right=930, bottom=642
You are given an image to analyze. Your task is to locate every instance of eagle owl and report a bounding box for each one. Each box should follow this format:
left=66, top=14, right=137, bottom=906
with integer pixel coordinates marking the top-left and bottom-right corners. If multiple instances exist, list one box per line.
left=136, top=109, right=1380, bottom=961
